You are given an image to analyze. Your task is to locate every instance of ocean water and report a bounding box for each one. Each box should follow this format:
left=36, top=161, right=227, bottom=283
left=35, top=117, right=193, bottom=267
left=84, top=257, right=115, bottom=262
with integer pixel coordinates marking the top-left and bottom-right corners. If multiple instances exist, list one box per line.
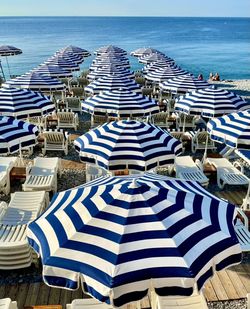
left=0, top=16, right=249, bottom=80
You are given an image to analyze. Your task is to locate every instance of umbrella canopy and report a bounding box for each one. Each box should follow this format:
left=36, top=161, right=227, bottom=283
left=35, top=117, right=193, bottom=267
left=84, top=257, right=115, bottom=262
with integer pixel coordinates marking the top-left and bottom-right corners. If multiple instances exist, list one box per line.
left=0, top=45, right=22, bottom=56
left=139, top=53, right=171, bottom=64
left=146, top=66, right=190, bottom=83
left=176, top=88, right=250, bottom=118
left=85, top=75, right=141, bottom=95
left=94, top=54, right=128, bottom=62
left=90, top=59, right=130, bottom=71
left=32, top=64, right=73, bottom=78
left=59, top=45, right=91, bottom=57
left=2, top=72, right=66, bottom=92
left=44, top=55, right=80, bottom=72
left=0, top=116, right=38, bottom=154
left=27, top=172, right=241, bottom=307
left=207, top=110, right=250, bottom=149
left=82, top=89, right=159, bottom=118
left=131, top=47, right=165, bottom=57
left=95, top=45, right=127, bottom=56
left=74, top=120, right=181, bottom=171
left=0, top=87, right=54, bottom=119
left=87, top=65, right=135, bottom=80
left=55, top=50, right=84, bottom=64
left=143, top=60, right=175, bottom=73
left=160, top=75, right=210, bottom=93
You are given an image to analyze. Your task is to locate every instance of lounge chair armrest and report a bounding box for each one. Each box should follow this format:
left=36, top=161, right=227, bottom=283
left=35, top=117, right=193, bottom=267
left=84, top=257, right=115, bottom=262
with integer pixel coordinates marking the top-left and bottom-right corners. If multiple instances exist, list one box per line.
left=194, top=159, right=203, bottom=171
left=233, top=161, right=244, bottom=173
left=0, top=201, right=8, bottom=220
left=237, top=208, right=249, bottom=229
left=26, top=162, right=33, bottom=176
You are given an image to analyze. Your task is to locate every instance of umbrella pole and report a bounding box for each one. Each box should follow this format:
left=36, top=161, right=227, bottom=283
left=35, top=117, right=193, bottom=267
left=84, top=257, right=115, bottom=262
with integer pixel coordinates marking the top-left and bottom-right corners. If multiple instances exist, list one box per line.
left=202, top=133, right=209, bottom=164
left=19, top=144, right=24, bottom=167
left=242, top=181, right=250, bottom=210
left=5, top=56, right=11, bottom=78
left=182, top=114, right=186, bottom=133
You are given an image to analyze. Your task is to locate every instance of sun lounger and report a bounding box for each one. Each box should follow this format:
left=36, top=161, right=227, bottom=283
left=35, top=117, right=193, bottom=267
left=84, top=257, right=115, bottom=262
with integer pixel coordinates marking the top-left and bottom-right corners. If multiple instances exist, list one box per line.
left=66, top=96, right=82, bottom=114
left=152, top=112, right=171, bottom=128
left=86, top=164, right=109, bottom=183
left=0, top=157, right=19, bottom=195
left=234, top=208, right=250, bottom=252
left=207, top=157, right=249, bottom=189
left=0, top=298, right=18, bottom=309
left=0, top=191, right=47, bottom=269
left=176, top=114, right=197, bottom=131
left=175, top=156, right=209, bottom=186
left=22, top=157, right=61, bottom=193
left=151, top=290, right=208, bottom=309
left=191, top=130, right=216, bottom=154
left=42, top=129, right=69, bottom=155
left=66, top=298, right=113, bottom=309
left=56, top=109, right=79, bottom=131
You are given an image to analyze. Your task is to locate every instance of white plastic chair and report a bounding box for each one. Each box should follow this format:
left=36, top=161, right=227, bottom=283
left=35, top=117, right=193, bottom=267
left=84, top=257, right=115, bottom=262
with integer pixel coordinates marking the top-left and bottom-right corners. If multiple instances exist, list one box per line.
left=86, top=164, right=109, bottom=183
left=57, top=109, right=79, bottom=131
left=207, top=157, right=249, bottom=189
left=66, top=298, right=113, bottom=309
left=42, top=129, right=69, bottom=155
left=22, top=157, right=61, bottom=193
left=0, top=157, right=19, bottom=195
left=191, top=130, right=216, bottom=154
left=0, top=191, right=47, bottom=270
left=234, top=208, right=250, bottom=252
left=0, top=298, right=17, bottom=309
left=175, top=156, right=209, bottom=186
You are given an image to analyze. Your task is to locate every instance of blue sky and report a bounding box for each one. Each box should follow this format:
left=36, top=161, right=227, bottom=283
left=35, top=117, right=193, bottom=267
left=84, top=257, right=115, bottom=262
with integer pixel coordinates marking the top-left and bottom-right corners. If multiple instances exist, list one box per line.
left=1, top=0, right=250, bottom=17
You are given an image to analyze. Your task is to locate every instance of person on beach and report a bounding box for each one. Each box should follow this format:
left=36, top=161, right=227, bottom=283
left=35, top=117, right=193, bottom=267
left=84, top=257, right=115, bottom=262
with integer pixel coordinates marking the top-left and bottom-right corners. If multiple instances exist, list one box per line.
left=209, top=72, right=214, bottom=80
left=198, top=74, right=203, bottom=80
left=214, top=72, right=220, bottom=81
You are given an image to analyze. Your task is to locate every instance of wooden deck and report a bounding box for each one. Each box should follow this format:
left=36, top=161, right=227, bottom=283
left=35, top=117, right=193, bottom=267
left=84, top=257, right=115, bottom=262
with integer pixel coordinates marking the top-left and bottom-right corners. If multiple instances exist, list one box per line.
left=1, top=181, right=250, bottom=307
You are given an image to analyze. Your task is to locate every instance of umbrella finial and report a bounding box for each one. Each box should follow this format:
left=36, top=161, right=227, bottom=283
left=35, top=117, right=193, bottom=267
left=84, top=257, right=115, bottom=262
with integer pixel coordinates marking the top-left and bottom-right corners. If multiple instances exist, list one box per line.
left=129, top=178, right=140, bottom=188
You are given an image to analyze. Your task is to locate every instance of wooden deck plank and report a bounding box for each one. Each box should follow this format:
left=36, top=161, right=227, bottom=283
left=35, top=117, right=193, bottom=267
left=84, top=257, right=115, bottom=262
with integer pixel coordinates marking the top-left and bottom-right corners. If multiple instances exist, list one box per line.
left=16, top=283, right=29, bottom=309
left=225, top=267, right=248, bottom=299
left=140, top=296, right=150, bottom=308
left=59, top=289, right=72, bottom=309
left=204, top=279, right=218, bottom=301
left=71, top=288, right=84, bottom=300
left=232, top=265, right=250, bottom=293
left=36, top=283, right=51, bottom=305
left=217, top=270, right=239, bottom=299
left=0, top=284, right=6, bottom=298
left=209, top=272, right=228, bottom=300
left=24, top=282, right=41, bottom=306
left=6, top=284, right=19, bottom=302
left=48, top=287, right=61, bottom=305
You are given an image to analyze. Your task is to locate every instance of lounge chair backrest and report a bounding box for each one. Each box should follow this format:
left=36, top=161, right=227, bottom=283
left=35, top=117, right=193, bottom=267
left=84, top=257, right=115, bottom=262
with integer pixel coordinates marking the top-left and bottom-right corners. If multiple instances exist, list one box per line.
left=152, top=112, right=168, bottom=123
left=43, top=129, right=67, bottom=144
left=33, top=157, right=59, bottom=170
left=0, top=157, right=18, bottom=166
left=71, top=87, right=84, bottom=97
left=57, top=109, right=75, bottom=122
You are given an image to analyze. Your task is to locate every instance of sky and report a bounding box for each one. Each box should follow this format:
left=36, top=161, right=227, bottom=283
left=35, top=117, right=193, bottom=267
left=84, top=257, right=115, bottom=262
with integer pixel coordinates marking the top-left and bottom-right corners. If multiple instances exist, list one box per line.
left=0, top=0, right=250, bottom=17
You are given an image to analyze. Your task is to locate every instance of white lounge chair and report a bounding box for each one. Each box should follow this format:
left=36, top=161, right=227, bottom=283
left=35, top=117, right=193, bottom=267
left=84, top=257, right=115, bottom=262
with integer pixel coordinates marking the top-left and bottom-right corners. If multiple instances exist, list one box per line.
left=191, top=130, right=216, bottom=154
left=151, top=290, right=208, bottom=309
left=42, top=129, right=69, bottom=155
left=86, top=164, right=109, bottom=183
left=176, top=114, right=197, bottom=131
left=66, top=298, right=113, bottom=309
left=57, top=109, right=79, bottom=131
left=27, top=115, right=47, bottom=130
left=234, top=208, right=250, bottom=252
left=22, top=157, right=61, bottom=193
left=0, top=298, right=18, bottom=309
left=207, top=157, right=249, bottom=189
left=0, top=157, right=19, bottom=195
left=0, top=191, right=47, bottom=270
left=152, top=112, right=171, bottom=129
left=175, top=156, right=209, bottom=186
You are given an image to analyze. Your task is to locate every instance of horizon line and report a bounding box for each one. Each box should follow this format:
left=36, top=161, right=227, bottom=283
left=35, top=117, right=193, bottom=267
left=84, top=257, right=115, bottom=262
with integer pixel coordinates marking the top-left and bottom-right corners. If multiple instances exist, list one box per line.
left=1, top=15, right=250, bottom=18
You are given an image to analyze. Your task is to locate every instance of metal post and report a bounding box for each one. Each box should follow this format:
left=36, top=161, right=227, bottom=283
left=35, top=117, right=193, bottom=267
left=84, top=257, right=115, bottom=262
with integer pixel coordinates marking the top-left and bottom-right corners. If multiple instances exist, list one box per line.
left=0, top=59, right=5, bottom=81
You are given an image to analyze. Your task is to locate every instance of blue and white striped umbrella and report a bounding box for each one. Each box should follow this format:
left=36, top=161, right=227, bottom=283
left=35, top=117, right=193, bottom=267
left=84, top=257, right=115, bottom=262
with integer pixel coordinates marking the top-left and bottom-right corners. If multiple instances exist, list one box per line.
left=94, top=54, right=128, bottom=62
left=74, top=120, right=181, bottom=171
left=44, top=55, right=80, bottom=71
left=87, top=65, right=135, bottom=80
left=146, top=66, right=190, bottom=83
left=143, top=60, right=175, bottom=73
left=95, top=45, right=127, bottom=56
left=130, top=47, right=165, bottom=57
left=32, top=64, right=73, bottom=78
left=82, top=89, right=159, bottom=118
left=176, top=88, right=250, bottom=118
left=55, top=50, right=84, bottom=64
left=59, top=45, right=91, bottom=57
left=160, top=75, right=210, bottom=93
left=90, top=59, right=130, bottom=71
left=2, top=72, right=66, bottom=92
left=0, top=45, right=22, bottom=56
left=139, top=53, right=171, bottom=64
left=207, top=110, right=250, bottom=149
left=0, top=116, right=38, bottom=154
left=0, top=87, right=54, bottom=119
left=27, top=172, right=241, bottom=307
left=85, top=75, right=141, bottom=95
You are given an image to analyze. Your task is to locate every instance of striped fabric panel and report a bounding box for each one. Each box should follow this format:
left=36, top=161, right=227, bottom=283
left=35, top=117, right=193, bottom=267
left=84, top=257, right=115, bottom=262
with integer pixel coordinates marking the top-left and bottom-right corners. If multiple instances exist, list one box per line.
left=27, top=172, right=241, bottom=307
left=55, top=51, right=84, bottom=64
left=59, top=45, right=91, bottom=57
left=74, top=120, right=182, bottom=171
left=33, top=65, right=73, bottom=78
left=130, top=48, right=165, bottom=57
left=94, top=45, right=127, bottom=56
left=82, top=89, right=159, bottom=117
left=87, top=66, right=134, bottom=80
left=207, top=110, right=250, bottom=148
left=2, top=72, right=66, bottom=92
left=90, top=60, right=130, bottom=71
left=44, top=55, right=80, bottom=72
left=85, top=75, right=141, bottom=95
left=175, top=88, right=250, bottom=118
left=0, top=45, right=22, bottom=56
left=143, top=60, right=175, bottom=73
left=0, top=87, right=54, bottom=119
left=146, top=66, right=190, bottom=83
left=139, top=53, right=172, bottom=64
left=160, top=75, right=210, bottom=93
left=0, top=116, right=38, bottom=154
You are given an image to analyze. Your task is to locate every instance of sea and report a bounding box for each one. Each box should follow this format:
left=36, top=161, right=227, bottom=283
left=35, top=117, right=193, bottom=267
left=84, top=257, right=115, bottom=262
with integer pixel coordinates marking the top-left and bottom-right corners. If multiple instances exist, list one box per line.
left=0, top=16, right=249, bottom=80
